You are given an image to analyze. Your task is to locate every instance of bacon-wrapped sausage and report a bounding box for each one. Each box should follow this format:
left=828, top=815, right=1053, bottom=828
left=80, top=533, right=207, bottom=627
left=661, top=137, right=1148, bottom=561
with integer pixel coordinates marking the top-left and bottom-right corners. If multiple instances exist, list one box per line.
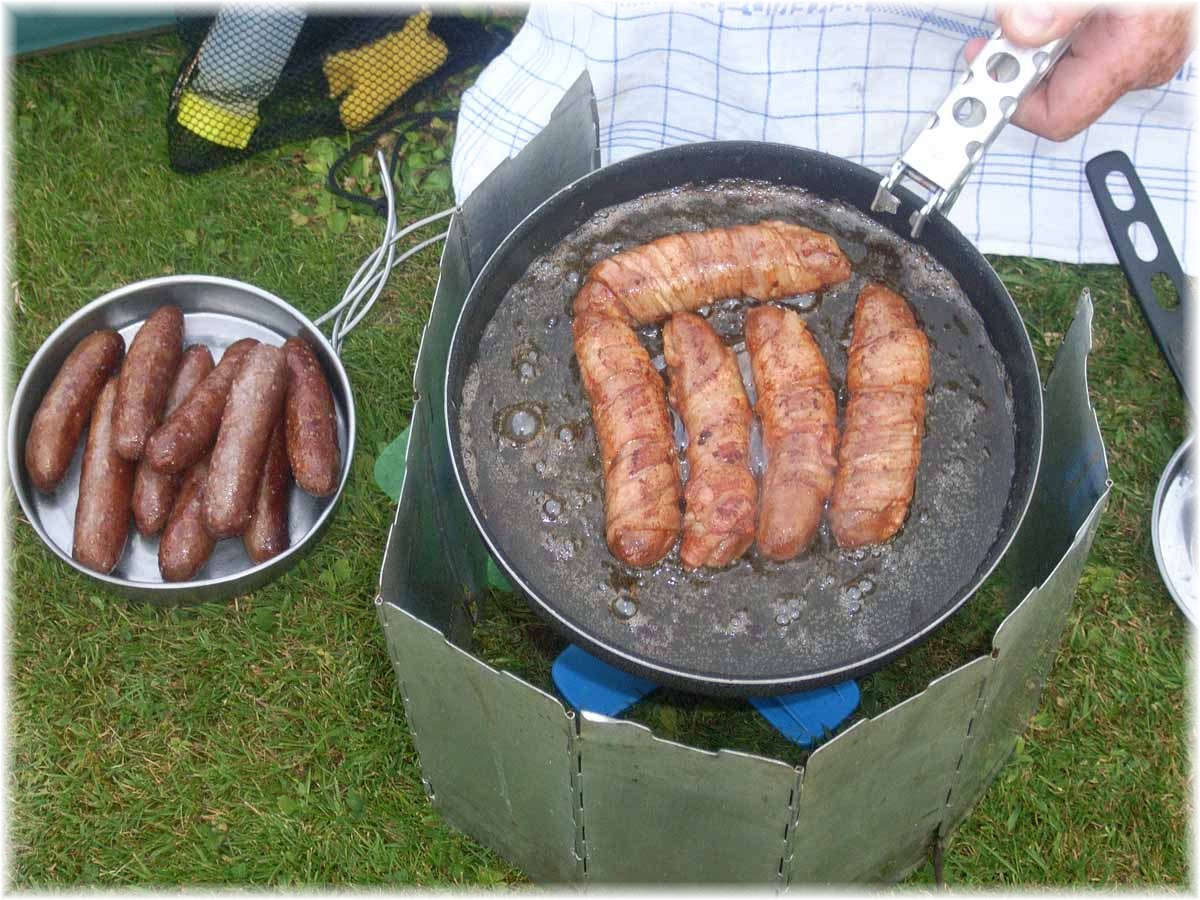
left=663, top=312, right=756, bottom=570
left=575, top=221, right=851, bottom=325
left=745, top=305, right=838, bottom=561
left=829, top=284, right=931, bottom=549
left=572, top=313, right=682, bottom=567
left=573, top=221, right=850, bottom=567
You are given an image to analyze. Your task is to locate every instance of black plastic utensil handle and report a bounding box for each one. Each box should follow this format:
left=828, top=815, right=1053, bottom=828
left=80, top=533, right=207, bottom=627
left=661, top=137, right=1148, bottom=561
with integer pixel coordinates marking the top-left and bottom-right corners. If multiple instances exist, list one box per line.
left=1086, top=150, right=1190, bottom=405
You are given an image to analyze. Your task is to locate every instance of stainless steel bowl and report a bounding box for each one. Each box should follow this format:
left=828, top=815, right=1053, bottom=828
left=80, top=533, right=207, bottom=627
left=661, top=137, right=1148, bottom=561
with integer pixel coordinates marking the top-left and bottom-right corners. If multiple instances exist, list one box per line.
left=1152, top=434, right=1195, bottom=625
left=8, top=275, right=356, bottom=604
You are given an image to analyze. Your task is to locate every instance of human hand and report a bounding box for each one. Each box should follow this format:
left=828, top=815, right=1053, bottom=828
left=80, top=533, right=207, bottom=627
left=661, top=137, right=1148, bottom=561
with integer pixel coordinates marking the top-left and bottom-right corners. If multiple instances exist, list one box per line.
left=963, top=5, right=1194, bottom=141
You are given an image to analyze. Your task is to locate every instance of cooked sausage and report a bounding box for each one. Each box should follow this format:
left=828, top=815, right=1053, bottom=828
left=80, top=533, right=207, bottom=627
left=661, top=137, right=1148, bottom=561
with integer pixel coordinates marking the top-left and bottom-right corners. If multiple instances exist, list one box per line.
left=113, top=305, right=184, bottom=461
left=144, top=338, right=258, bottom=474
left=829, top=284, right=931, bottom=549
left=158, top=459, right=215, bottom=582
left=283, top=337, right=339, bottom=497
left=573, top=313, right=682, bottom=566
left=573, top=221, right=849, bottom=568
left=203, top=343, right=288, bottom=539
left=131, top=344, right=215, bottom=536
left=244, top=420, right=291, bottom=563
left=25, top=329, right=124, bottom=493
left=574, top=220, right=851, bottom=326
left=663, top=312, right=757, bottom=570
left=72, top=376, right=134, bottom=573
left=745, top=305, right=838, bottom=561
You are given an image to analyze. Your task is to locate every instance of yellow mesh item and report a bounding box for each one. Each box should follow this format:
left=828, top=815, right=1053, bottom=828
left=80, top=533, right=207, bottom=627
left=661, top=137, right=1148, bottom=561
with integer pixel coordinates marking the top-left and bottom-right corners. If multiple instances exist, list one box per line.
left=323, top=10, right=448, bottom=130
left=176, top=89, right=260, bottom=150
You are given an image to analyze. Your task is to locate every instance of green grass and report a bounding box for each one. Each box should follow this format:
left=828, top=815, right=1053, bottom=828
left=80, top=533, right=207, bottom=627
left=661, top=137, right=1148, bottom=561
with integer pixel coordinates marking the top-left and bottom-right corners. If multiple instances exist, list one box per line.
left=8, top=33, right=1190, bottom=888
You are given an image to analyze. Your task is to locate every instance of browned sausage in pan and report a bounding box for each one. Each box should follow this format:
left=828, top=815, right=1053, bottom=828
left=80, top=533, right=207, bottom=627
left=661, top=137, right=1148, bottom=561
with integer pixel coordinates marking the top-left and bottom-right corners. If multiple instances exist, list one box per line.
left=573, top=221, right=849, bottom=568
left=132, top=344, right=215, bottom=536
left=283, top=337, right=339, bottom=497
left=574, top=220, right=851, bottom=326
left=663, top=312, right=757, bottom=570
left=202, top=343, right=288, bottom=539
left=25, top=329, right=125, bottom=493
left=158, top=459, right=215, bottom=582
left=829, top=284, right=931, bottom=549
left=72, top=376, right=135, bottom=573
left=745, top=305, right=838, bottom=561
left=113, top=305, right=184, bottom=461
left=144, top=337, right=258, bottom=474
left=243, top=420, right=291, bottom=564
left=573, top=313, right=682, bottom=567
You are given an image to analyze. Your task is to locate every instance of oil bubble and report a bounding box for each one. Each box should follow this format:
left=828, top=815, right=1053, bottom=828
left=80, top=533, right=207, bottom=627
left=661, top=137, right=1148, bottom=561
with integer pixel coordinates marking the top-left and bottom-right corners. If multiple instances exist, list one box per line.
left=860, top=578, right=874, bottom=594
left=496, top=404, right=543, bottom=444
left=543, top=498, right=562, bottom=521
left=775, top=612, right=790, bottom=626
left=784, top=292, right=819, bottom=312
left=612, top=596, right=638, bottom=619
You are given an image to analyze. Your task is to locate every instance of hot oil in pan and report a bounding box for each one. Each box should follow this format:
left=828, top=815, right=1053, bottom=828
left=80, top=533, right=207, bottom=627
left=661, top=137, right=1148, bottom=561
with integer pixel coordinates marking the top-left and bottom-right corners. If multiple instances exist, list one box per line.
left=459, top=179, right=1015, bottom=682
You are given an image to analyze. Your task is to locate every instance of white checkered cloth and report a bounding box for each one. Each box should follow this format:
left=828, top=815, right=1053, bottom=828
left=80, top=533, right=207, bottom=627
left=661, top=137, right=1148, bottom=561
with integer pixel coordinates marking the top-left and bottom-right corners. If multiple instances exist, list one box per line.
left=451, top=2, right=1196, bottom=271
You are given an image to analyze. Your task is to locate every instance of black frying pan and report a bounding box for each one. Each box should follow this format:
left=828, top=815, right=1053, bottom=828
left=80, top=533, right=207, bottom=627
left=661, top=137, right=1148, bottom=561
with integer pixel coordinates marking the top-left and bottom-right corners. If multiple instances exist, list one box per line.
left=445, top=141, right=1043, bottom=696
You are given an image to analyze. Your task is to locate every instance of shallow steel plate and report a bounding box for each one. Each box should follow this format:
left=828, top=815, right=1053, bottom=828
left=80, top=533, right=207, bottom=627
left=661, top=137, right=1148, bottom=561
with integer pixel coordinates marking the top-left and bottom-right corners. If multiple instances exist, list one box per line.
left=1153, top=435, right=1195, bottom=624
left=9, top=275, right=355, bottom=604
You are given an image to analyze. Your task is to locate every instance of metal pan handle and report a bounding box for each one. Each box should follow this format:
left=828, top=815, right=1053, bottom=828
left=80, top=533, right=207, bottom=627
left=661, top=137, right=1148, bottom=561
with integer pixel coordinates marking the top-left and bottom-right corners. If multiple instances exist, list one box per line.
left=872, top=21, right=1083, bottom=238
left=315, top=151, right=453, bottom=356
left=1085, top=150, right=1191, bottom=406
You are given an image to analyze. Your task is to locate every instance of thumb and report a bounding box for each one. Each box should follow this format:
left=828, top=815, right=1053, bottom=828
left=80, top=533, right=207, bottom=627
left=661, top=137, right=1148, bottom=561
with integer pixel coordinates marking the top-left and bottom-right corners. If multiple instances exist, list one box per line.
left=996, top=5, right=1089, bottom=47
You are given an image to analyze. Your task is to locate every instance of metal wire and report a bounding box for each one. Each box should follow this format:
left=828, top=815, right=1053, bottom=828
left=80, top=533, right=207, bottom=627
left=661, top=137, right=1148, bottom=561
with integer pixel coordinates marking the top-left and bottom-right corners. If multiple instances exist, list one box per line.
left=324, top=150, right=454, bottom=353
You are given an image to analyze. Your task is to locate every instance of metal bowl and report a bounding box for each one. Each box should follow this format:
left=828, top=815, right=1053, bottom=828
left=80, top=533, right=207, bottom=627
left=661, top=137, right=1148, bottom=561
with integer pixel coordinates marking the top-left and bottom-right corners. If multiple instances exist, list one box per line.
left=1152, top=434, right=1195, bottom=625
left=8, top=275, right=355, bottom=604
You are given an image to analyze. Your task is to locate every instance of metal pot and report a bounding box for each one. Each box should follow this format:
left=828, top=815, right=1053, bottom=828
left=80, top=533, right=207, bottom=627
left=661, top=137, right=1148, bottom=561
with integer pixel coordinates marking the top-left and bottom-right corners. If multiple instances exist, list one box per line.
left=8, top=274, right=355, bottom=605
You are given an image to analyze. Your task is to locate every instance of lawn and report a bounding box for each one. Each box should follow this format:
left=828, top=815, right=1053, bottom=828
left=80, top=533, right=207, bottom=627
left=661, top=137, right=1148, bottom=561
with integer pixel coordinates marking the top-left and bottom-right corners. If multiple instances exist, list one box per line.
left=7, top=29, right=1190, bottom=887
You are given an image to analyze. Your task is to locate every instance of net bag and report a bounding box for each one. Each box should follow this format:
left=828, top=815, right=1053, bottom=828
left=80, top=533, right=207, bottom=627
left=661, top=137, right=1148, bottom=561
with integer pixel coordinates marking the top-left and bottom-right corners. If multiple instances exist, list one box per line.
left=167, top=7, right=511, bottom=175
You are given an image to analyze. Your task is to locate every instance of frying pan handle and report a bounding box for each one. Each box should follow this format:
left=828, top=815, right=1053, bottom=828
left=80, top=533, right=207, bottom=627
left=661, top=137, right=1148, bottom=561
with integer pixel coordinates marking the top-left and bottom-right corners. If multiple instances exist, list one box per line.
left=1085, top=150, right=1191, bottom=405
left=872, top=21, right=1083, bottom=238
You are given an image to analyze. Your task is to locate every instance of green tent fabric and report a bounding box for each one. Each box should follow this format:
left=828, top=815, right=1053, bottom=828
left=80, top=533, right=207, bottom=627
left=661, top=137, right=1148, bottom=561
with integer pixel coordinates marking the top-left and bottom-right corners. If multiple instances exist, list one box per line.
left=10, top=9, right=175, bottom=56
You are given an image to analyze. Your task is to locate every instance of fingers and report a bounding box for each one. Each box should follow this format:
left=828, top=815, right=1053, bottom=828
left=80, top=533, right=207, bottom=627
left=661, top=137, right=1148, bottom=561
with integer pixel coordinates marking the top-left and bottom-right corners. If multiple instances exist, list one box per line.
left=974, top=7, right=1190, bottom=141
left=1008, top=52, right=1126, bottom=140
left=996, top=4, right=1091, bottom=46
left=960, top=29, right=1106, bottom=141
left=963, top=36, right=987, bottom=63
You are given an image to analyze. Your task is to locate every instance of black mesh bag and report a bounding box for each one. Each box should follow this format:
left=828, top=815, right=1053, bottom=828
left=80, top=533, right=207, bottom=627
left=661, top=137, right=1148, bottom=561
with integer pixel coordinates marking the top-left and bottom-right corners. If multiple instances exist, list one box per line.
left=167, top=7, right=512, bottom=175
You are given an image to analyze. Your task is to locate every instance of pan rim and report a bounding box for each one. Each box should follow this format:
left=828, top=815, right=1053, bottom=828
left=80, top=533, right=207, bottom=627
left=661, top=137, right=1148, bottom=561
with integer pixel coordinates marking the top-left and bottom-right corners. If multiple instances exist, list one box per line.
left=8, top=273, right=356, bottom=603
left=1152, top=433, right=1195, bottom=625
left=445, top=140, right=1044, bottom=694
